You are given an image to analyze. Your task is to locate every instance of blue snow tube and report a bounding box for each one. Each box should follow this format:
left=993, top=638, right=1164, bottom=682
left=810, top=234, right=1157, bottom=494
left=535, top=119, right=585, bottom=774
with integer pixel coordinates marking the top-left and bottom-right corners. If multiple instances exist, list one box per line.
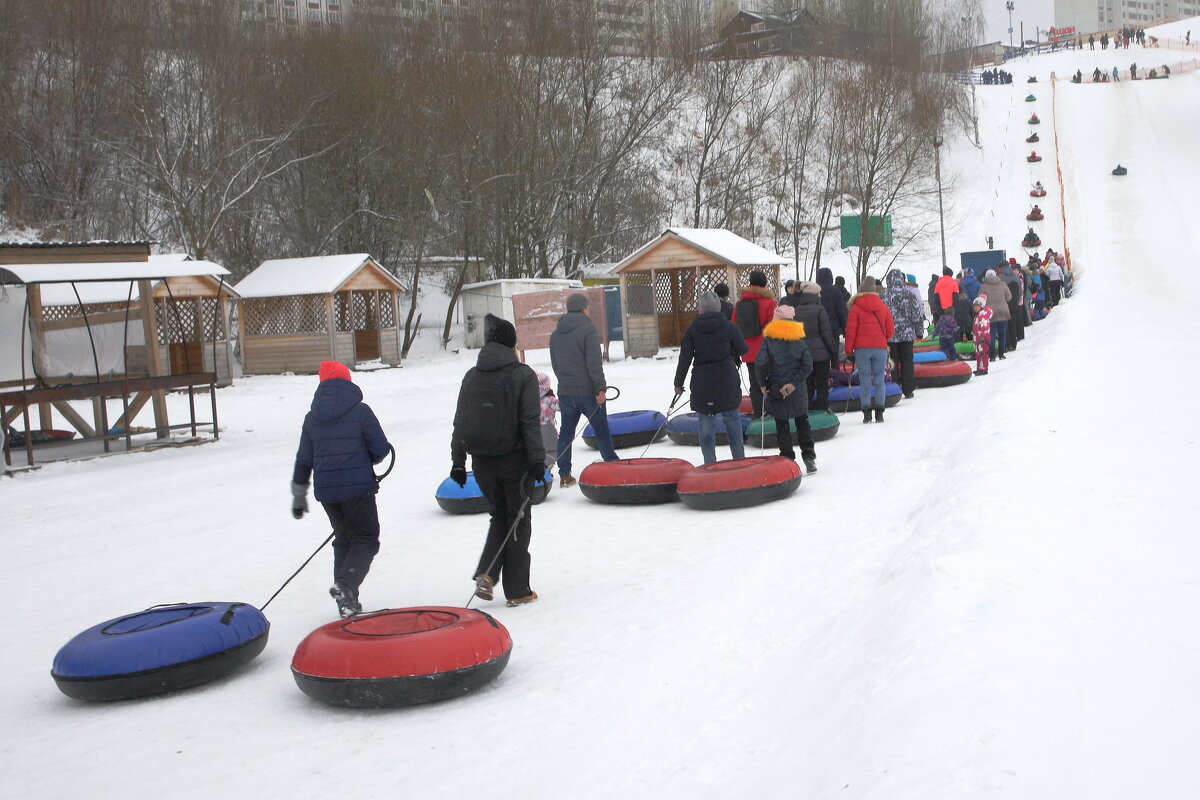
left=665, top=412, right=750, bottom=446
left=436, top=470, right=552, bottom=514
left=51, top=602, right=269, bottom=701
left=584, top=410, right=667, bottom=449
left=826, top=382, right=902, bottom=412
left=913, top=350, right=948, bottom=364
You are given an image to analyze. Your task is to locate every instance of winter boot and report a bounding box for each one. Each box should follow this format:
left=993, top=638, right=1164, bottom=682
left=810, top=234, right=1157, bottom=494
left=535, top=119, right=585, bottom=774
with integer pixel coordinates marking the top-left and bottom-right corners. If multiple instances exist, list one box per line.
left=473, top=574, right=495, bottom=602
left=862, top=408, right=873, bottom=424
left=873, top=405, right=885, bottom=423
left=506, top=591, right=539, bottom=608
left=559, top=475, right=577, bottom=489
left=330, top=584, right=362, bottom=619
left=802, top=456, right=817, bottom=474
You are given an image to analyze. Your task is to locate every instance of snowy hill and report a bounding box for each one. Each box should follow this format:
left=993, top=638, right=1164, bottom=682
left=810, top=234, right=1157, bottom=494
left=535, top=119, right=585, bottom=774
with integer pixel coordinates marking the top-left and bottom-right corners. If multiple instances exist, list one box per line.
left=4, top=20, right=1200, bottom=799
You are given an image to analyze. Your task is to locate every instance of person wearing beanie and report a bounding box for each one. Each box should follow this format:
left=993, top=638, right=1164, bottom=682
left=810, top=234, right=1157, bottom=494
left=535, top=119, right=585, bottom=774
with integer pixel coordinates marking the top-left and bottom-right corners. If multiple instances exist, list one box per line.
left=844, top=276, right=894, bottom=423
left=755, top=303, right=817, bottom=472
left=549, top=292, right=617, bottom=489
left=713, top=282, right=734, bottom=320
left=673, top=291, right=748, bottom=465
left=293, top=361, right=391, bottom=618
left=735, top=271, right=778, bottom=417
left=780, top=280, right=836, bottom=412
left=970, top=295, right=993, bottom=375
left=779, top=279, right=796, bottom=303
left=451, top=313, right=546, bottom=608
left=977, top=269, right=1012, bottom=359
left=880, top=268, right=925, bottom=399
left=815, top=267, right=848, bottom=341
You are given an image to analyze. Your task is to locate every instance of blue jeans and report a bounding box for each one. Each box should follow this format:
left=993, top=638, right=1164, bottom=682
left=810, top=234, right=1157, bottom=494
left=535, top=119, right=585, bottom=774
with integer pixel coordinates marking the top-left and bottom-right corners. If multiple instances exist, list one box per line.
left=697, top=409, right=745, bottom=465
left=939, top=336, right=957, bottom=359
left=990, top=320, right=1008, bottom=357
left=557, top=395, right=618, bottom=477
left=855, top=348, right=888, bottom=408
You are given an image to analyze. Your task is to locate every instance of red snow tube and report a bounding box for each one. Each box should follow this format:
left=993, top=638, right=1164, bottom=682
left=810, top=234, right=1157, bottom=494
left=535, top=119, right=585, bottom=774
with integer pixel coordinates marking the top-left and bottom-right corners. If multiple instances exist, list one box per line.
left=578, top=457, right=693, bottom=504
left=913, top=360, right=973, bottom=388
left=291, top=607, right=511, bottom=708
left=1026, top=213, right=1044, bottom=221
left=913, top=339, right=939, bottom=352
left=1027, top=155, right=1042, bottom=162
left=676, top=456, right=801, bottom=511
left=1030, top=189, right=1047, bottom=197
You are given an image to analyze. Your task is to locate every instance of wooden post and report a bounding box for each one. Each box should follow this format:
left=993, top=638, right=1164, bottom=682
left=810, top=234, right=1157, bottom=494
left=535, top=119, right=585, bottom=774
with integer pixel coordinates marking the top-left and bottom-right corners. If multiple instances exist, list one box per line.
left=219, top=292, right=233, bottom=384
left=25, top=284, right=54, bottom=428
left=138, top=280, right=169, bottom=437
left=325, top=293, right=337, bottom=365
left=391, top=288, right=402, bottom=363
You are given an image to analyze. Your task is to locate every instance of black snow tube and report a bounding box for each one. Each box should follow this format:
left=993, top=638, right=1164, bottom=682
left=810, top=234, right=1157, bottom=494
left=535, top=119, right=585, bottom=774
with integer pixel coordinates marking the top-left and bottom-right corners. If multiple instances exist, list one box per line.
left=676, top=456, right=801, bottom=511
left=51, top=602, right=269, bottom=702
left=578, top=457, right=693, bottom=504
left=583, top=410, right=667, bottom=449
left=292, top=607, right=512, bottom=708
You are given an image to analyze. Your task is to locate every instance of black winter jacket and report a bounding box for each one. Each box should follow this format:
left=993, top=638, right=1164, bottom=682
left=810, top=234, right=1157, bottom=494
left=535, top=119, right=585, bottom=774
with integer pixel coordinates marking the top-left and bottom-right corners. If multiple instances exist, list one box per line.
left=755, top=319, right=813, bottom=419
left=549, top=311, right=607, bottom=397
left=451, top=342, right=545, bottom=471
left=293, top=379, right=391, bottom=503
left=674, top=312, right=747, bottom=415
left=781, top=293, right=836, bottom=361
left=816, top=268, right=848, bottom=338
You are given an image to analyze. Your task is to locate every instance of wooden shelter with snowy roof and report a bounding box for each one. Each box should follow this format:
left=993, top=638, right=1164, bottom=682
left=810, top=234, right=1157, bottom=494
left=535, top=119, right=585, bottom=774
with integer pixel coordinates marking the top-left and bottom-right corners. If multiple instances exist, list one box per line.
left=613, top=228, right=787, bottom=356
left=0, top=242, right=232, bottom=470
left=234, top=254, right=406, bottom=375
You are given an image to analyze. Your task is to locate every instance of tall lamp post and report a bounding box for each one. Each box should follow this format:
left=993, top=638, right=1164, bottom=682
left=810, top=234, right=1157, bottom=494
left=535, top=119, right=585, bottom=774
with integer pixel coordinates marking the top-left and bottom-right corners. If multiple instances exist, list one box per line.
left=1006, top=1, right=1015, bottom=49
left=933, top=134, right=947, bottom=273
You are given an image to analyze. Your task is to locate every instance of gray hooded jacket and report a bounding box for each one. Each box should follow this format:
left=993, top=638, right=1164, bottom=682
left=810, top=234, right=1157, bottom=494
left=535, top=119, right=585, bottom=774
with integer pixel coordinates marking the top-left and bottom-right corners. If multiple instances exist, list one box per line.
left=549, top=311, right=607, bottom=397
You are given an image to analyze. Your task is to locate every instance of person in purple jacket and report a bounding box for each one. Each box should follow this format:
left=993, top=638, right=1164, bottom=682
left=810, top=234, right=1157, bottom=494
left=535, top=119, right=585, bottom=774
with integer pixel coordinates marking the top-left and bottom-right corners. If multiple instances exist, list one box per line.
left=292, top=361, right=391, bottom=618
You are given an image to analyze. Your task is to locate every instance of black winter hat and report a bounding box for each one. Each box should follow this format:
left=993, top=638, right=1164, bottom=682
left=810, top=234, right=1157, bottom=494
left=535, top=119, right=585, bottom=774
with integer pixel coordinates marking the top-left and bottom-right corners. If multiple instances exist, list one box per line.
left=484, top=313, right=517, bottom=348
left=749, top=270, right=768, bottom=287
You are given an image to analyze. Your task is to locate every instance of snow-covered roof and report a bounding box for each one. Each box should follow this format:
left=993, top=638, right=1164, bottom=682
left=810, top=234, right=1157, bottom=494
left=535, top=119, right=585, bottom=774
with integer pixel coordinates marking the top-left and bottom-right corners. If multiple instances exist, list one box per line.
left=37, top=273, right=236, bottom=307
left=615, top=228, right=787, bottom=273
left=234, top=254, right=404, bottom=298
left=0, top=260, right=229, bottom=285
left=149, top=253, right=192, bottom=263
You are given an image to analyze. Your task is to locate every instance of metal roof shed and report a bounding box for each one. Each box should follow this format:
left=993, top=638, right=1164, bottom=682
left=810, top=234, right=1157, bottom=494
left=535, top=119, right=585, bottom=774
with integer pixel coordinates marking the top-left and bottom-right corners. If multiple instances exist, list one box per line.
left=458, top=278, right=583, bottom=349
left=613, top=228, right=787, bottom=356
left=234, top=254, right=407, bottom=374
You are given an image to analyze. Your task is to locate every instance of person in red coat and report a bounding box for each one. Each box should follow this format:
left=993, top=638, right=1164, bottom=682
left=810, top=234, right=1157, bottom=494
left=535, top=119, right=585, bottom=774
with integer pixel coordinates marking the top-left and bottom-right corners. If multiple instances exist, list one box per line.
left=932, top=267, right=960, bottom=319
left=844, top=276, right=895, bottom=423
left=735, top=270, right=778, bottom=416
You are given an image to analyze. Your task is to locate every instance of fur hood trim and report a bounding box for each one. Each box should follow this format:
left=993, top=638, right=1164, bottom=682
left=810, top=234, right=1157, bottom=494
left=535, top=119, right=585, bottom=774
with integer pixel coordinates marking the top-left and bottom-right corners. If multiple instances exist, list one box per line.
left=763, top=319, right=806, bottom=340
left=741, top=285, right=775, bottom=300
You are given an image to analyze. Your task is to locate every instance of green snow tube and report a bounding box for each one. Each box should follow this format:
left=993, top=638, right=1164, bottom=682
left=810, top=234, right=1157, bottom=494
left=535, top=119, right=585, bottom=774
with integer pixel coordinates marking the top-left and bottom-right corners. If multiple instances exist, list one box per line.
left=745, top=410, right=840, bottom=448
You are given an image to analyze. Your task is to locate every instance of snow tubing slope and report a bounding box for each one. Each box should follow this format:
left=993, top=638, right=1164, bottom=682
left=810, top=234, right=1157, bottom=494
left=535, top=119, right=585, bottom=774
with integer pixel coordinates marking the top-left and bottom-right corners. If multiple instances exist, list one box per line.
left=292, top=607, right=511, bottom=708
left=913, top=360, right=973, bottom=388
left=436, top=470, right=551, bottom=514
left=665, top=412, right=750, bottom=446
left=676, top=456, right=801, bottom=511
left=827, top=382, right=902, bottom=412
left=578, top=458, right=693, bottom=504
left=51, top=602, right=269, bottom=701
left=583, top=410, right=666, bottom=449
left=744, top=411, right=839, bottom=448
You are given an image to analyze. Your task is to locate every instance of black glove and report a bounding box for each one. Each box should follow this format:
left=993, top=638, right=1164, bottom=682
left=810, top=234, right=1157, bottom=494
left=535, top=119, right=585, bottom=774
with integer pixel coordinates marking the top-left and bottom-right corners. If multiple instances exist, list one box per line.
left=845, top=353, right=856, bottom=364
left=291, top=482, right=309, bottom=520
left=528, top=463, right=546, bottom=484
left=450, top=467, right=467, bottom=488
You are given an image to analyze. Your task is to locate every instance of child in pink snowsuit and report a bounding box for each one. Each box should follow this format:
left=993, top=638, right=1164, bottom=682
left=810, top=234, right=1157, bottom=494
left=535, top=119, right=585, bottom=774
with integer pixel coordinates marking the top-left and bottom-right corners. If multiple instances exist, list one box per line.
left=971, top=295, right=993, bottom=375
left=536, top=371, right=559, bottom=471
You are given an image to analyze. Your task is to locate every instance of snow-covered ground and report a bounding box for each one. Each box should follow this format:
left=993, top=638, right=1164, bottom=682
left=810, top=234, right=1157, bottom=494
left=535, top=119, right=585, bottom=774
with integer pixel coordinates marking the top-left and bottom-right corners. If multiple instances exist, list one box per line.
left=4, top=23, right=1200, bottom=798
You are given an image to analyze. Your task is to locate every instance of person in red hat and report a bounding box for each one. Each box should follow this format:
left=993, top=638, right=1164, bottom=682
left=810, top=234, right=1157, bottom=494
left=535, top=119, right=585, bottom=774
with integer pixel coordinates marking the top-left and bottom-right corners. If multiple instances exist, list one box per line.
left=292, top=361, right=391, bottom=618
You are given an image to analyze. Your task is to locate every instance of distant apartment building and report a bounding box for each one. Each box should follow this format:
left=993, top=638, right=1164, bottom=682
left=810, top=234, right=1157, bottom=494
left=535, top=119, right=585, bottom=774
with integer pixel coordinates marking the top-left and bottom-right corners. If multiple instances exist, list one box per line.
left=1054, top=0, right=1200, bottom=32
left=238, top=0, right=347, bottom=27
left=713, top=0, right=768, bottom=27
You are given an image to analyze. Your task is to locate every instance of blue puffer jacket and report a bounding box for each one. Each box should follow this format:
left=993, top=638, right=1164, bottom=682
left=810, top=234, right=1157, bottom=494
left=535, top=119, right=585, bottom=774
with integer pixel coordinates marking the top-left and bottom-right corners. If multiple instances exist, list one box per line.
left=293, top=379, right=390, bottom=503
left=959, top=269, right=981, bottom=303
left=880, top=269, right=925, bottom=342
left=816, top=268, right=848, bottom=338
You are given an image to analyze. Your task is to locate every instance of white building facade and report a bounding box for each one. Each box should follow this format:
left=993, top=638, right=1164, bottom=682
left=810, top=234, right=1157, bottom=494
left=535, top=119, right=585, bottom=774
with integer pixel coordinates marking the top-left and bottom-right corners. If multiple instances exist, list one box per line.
left=1054, top=0, right=1200, bottom=32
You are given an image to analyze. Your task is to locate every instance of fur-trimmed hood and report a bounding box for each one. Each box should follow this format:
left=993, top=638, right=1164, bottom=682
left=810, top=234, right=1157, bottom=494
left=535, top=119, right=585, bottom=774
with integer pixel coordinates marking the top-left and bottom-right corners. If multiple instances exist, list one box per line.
left=740, top=284, right=775, bottom=301
left=763, top=319, right=806, bottom=340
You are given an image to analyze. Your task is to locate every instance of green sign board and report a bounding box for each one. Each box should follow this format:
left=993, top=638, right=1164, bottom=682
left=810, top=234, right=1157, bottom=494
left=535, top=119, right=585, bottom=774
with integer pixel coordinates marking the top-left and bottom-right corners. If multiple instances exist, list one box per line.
left=840, top=215, right=893, bottom=248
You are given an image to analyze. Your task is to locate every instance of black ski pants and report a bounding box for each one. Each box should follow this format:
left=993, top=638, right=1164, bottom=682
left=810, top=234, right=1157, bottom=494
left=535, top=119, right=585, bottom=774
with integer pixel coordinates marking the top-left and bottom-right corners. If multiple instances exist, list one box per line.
left=745, top=360, right=763, bottom=416
left=322, top=494, right=380, bottom=593
left=889, top=340, right=915, bottom=397
left=473, top=451, right=534, bottom=600
left=807, top=358, right=831, bottom=411
left=773, top=413, right=815, bottom=461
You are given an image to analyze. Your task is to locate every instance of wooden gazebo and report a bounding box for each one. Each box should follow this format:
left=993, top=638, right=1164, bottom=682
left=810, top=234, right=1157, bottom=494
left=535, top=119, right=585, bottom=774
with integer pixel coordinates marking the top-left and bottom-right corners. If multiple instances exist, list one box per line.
left=614, top=228, right=787, bottom=356
left=234, top=254, right=407, bottom=375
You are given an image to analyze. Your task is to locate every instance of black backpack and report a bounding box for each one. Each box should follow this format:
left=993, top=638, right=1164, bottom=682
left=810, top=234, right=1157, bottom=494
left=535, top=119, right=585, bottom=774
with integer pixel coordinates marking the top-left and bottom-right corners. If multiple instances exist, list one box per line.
left=734, top=298, right=762, bottom=337
left=456, top=363, right=521, bottom=456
